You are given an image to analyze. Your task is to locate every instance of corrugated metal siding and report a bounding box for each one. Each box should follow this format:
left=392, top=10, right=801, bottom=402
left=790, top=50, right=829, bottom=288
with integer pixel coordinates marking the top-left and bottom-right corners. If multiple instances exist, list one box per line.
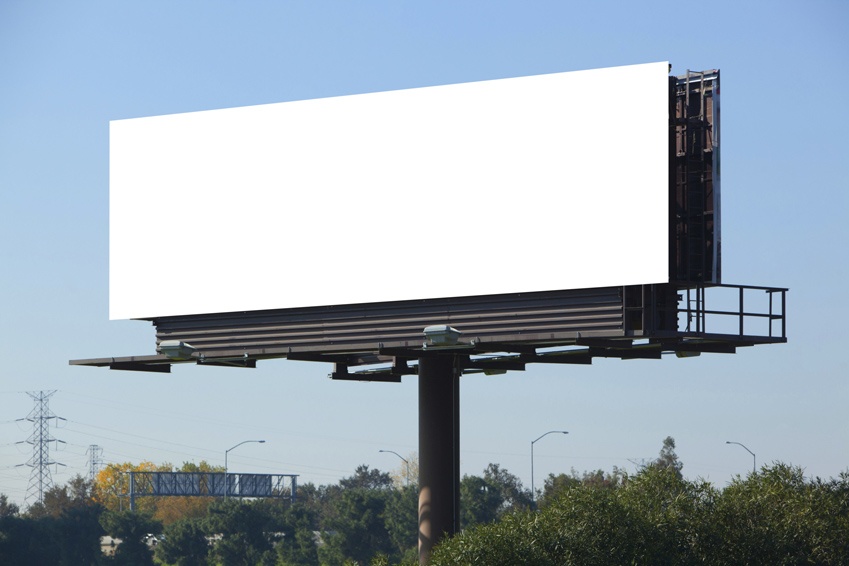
left=153, top=287, right=626, bottom=356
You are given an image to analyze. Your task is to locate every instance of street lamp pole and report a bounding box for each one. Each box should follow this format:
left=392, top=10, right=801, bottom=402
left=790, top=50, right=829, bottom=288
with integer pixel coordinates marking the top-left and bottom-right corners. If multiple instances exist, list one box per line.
left=531, top=430, right=568, bottom=503
left=225, top=440, right=266, bottom=499
left=379, top=449, right=410, bottom=486
left=726, top=441, right=756, bottom=474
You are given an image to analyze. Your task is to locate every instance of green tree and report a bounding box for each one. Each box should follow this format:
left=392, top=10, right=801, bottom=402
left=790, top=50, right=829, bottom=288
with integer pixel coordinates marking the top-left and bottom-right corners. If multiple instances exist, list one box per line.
left=432, top=468, right=696, bottom=566
left=538, top=471, right=581, bottom=508
left=539, top=467, right=626, bottom=508
left=460, top=474, right=501, bottom=527
left=617, top=464, right=716, bottom=563
left=270, top=502, right=320, bottom=566
left=317, top=465, right=396, bottom=565
left=33, top=474, right=96, bottom=519
left=18, top=476, right=106, bottom=565
left=0, top=513, right=57, bottom=565
left=100, top=509, right=162, bottom=565
left=339, top=465, right=393, bottom=491
left=205, top=499, right=276, bottom=566
left=0, top=493, right=20, bottom=518
left=55, top=503, right=105, bottom=566
left=155, top=518, right=210, bottom=566
left=1, top=480, right=104, bottom=565
left=431, top=462, right=849, bottom=565
left=653, top=436, right=683, bottom=479
left=319, top=487, right=395, bottom=565
left=710, top=464, right=849, bottom=565
left=383, top=484, right=418, bottom=562
left=459, top=464, right=532, bottom=529
left=482, top=463, right=532, bottom=516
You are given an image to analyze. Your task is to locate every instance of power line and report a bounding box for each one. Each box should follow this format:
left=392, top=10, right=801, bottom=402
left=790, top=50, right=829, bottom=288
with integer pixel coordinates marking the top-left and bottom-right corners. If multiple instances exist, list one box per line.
left=17, top=391, right=65, bottom=507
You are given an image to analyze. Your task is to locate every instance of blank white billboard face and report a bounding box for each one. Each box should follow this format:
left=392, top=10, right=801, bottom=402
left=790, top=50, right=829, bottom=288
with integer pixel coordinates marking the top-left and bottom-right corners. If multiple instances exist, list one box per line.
left=110, top=61, right=670, bottom=319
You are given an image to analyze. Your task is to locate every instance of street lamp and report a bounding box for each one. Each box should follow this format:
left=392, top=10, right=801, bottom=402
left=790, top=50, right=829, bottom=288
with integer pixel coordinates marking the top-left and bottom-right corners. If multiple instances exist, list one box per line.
left=531, top=430, right=568, bottom=503
left=225, top=440, right=266, bottom=499
left=726, top=441, right=756, bottom=474
left=379, top=449, right=410, bottom=486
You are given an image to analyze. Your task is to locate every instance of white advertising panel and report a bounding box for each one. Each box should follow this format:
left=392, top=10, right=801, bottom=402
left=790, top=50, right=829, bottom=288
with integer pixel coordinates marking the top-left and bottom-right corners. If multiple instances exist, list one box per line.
left=110, top=61, right=670, bottom=319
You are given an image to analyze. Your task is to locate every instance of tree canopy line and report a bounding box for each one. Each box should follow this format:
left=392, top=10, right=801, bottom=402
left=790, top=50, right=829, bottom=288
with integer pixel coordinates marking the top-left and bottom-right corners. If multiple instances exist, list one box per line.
left=1, top=437, right=847, bottom=565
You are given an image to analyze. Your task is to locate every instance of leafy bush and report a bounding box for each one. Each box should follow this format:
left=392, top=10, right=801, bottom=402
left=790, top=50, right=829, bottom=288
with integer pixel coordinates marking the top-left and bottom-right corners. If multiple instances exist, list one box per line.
left=430, top=464, right=849, bottom=566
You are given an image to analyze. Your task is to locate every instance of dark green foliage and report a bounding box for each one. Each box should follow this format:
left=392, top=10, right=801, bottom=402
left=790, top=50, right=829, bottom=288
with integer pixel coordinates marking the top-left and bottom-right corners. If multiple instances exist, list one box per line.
left=482, top=463, right=533, bottom=516
left=339, top=465, right=394, bottom=491
left=314, top=465, right=400, bottom=565
left=276, top=528, right=322, bottom=566
left=0, top=514, right=58, bottom=565
left=383, top=484, right=419, bottom=561
left=100, top=509, right=162, bottom=565
left=4, top=456, right=848, bottom=565
left=709, top=464, right=849, bottom=565
left=431, top=463, right=849, bottom=566
left=0, top=494, right=19, bottom=518
left=318, top=483, right=395, bottom=565
left=155, top=518, right=210, bottom=566
left=0, top=511, right=103, bottom=566
left=460, top=464, right=533, bottom=529
left=205, top=499, right=277, bottom=566
left=653, top=436, right=684, bottom=479
left=433, top=466, right=695, bottom=566
left=0, top=476, right=105, bottom=566
left=56, top=504, right=107, bottom=566
left=539, top=467, right=625, bottom=508
left=460, top=475, right=501, bottom=527
left=269, top=500, right=320, bottom=566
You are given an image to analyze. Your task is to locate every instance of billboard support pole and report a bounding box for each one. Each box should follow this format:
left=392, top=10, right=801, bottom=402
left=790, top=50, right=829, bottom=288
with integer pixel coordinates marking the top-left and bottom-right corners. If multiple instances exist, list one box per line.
left=418, top=354, right=460, bottom=564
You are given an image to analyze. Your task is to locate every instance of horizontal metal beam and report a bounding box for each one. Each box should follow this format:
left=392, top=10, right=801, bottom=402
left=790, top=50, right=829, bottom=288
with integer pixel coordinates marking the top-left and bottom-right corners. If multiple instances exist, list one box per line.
left=671, top=341, right=736, bottom=354
left=150, top=287, right=626, bottom=357
left=521, top=352, right=593, bottom=365
left=330, top=367, right=402, bottom=383
left=70, top=283, right=786, bottom=373
left=109, top=361, right=171, bottom=373
left=464, top=359, right=526, bottom=372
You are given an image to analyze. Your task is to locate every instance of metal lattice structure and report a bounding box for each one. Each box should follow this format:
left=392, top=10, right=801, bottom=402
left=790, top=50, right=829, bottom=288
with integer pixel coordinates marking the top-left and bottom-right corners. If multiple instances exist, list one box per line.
left=86, top=445, right=104, bottom=484
left=671, top=69, right=721, bottom=285
left=18, top=391, right=65, bottom=507
left=127, top=471, right=297, bottom=510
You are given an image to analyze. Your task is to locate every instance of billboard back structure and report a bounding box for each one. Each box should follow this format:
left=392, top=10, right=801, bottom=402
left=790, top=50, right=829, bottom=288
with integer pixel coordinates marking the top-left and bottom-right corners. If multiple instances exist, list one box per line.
left=110, top=62, right=672, bottom=320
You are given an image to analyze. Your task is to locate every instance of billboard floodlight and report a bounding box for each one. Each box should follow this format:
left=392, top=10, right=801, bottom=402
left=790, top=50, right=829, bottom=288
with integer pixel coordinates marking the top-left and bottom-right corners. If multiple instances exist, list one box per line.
left=158, top=340, right=197, bottom=360
left=675, top=350, right=701, bottom=358
left=423, top=325, right=462, bottom=347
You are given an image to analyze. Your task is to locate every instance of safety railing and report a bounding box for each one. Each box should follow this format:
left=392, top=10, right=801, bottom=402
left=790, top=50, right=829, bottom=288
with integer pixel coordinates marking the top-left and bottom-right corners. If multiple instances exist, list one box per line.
left=681, top=283, right=787, bottom=340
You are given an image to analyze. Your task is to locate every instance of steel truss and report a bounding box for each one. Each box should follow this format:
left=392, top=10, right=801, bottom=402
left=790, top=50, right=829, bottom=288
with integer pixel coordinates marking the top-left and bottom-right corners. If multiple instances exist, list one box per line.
left=127, top=471, right=297, bottom=511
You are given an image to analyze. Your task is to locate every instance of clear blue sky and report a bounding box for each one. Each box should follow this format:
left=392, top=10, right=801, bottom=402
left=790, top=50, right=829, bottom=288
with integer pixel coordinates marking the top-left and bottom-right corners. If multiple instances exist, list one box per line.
left=1, top=1, right=847, bottom=508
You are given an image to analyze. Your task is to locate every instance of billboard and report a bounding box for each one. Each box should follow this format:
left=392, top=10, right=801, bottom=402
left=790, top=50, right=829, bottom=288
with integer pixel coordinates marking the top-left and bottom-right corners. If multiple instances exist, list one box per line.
left=110, top=62, right=670, bottom=320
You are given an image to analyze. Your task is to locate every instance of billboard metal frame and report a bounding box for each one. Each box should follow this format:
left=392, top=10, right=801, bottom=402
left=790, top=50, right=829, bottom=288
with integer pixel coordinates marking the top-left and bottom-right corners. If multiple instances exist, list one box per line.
left=671, top=69, right=721, bottom=284
left=71, top=282, right=786, bottom=375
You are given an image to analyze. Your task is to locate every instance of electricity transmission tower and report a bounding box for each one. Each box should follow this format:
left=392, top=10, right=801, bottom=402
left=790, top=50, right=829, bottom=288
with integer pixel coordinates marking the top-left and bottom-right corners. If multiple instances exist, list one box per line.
left=86, top=444, right=104, bottom=483
left=18, top=391, right=65, bottom=507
